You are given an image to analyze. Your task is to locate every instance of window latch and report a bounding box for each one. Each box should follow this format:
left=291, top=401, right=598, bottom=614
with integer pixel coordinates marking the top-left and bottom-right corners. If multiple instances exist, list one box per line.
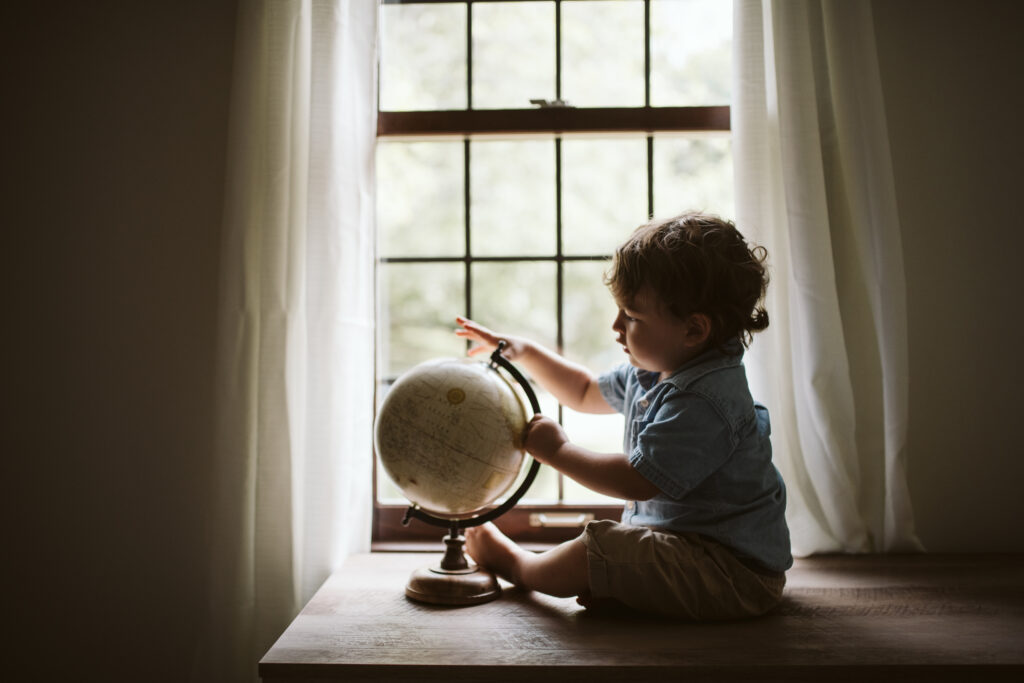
left=529, top=512, right=595, bottom=528
left=529, top=98, right=574, bottom=109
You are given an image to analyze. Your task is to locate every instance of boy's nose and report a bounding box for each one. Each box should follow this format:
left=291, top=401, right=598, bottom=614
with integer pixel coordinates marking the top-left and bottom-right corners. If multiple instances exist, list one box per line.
left=611, top=309, right=625, bottom=332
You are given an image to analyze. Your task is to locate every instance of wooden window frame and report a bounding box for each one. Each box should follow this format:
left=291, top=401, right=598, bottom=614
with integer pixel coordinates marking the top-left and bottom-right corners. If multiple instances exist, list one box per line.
left=373, top=0, right=730, bottom=547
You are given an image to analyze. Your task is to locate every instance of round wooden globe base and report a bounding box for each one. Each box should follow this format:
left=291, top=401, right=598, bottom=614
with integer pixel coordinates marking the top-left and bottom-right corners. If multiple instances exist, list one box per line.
left=405, top=532, right=501, bottom=606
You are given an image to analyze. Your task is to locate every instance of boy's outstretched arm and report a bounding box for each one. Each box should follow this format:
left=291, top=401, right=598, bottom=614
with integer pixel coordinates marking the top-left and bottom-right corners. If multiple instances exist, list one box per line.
left=455, top=316, right=615, bottom=414
left=525, top=415, right=660, bottom=502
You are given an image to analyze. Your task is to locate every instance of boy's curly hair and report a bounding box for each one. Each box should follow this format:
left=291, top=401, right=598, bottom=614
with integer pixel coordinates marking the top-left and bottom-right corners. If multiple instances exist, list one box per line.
left=605, top=212, right=770, bottom=350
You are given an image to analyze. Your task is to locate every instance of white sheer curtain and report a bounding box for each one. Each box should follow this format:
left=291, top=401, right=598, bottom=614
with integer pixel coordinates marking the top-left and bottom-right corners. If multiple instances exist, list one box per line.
left=197, top=1, right=377, bottom=681
left=733, top=0, right=922, bottom=555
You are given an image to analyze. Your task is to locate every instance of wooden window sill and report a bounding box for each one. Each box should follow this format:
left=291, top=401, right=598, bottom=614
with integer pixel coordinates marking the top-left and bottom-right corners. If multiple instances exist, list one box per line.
left=372, top=540, right=558, bottom=554
left=373, top=503, right=621, bottom=547
left=260, top=552, right=1024, bottom=682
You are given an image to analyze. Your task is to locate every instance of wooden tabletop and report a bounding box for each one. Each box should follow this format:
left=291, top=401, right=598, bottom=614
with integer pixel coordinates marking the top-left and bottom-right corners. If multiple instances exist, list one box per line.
left=260, top=552, right=1024, bottom=682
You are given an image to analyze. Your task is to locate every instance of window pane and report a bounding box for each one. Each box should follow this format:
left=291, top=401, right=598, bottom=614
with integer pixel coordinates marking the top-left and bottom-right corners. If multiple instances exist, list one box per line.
left=560, top=259, right=627, bottom=505
left=379, top=2, right=467, bottom=111
left=562, top=260, right=621, bottom=372
left=650, top=0, right=732, bottom=106
left=652, top=133, right=734, bottom=218
left=470, top=261, right=558, bottom=353
left=562, top=1, right=645, bottom=107
left=561, top=136, right=647, bottom=256
left=380, top=262, right=465, bottom=377
left=473, top=1, right=556, bottom=109
left=377, top=141, right=464, bottom=258
left=562, top=410, right=625, bottom=504
left=470, top=140, right=556, bottom=256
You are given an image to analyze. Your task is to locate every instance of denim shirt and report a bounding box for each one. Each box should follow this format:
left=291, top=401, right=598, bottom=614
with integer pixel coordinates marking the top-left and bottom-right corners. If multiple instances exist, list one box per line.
left=598, top=343, right=793, bottom=572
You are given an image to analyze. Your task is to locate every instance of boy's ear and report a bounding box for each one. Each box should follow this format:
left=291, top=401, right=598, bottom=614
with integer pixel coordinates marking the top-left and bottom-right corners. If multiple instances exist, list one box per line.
left=684, top=313, right=712, bottom=347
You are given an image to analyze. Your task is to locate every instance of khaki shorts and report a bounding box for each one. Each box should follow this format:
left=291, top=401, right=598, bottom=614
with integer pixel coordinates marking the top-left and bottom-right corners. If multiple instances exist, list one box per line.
left=580, top=520, right=786, bottom=620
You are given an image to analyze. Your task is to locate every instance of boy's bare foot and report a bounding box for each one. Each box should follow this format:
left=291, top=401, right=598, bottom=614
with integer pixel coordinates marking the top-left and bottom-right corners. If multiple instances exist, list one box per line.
left=466, top=524, right=591, bottom=599
left=464, top=523, right=525, bottom=585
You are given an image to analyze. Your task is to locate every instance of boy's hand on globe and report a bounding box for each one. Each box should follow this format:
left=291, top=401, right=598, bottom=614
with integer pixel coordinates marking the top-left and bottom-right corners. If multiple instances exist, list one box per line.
left=523, top=414, right=568, bottom=463
left=454, top=316, right=529, bottom=360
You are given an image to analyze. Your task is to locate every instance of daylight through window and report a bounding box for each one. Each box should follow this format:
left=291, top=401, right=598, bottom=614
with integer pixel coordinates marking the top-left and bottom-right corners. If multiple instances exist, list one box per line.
left=375, top=0, right=733, bottom=544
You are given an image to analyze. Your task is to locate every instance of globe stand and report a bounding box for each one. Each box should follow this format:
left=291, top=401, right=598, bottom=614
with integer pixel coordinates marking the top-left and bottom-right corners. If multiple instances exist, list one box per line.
left=404, top=524, right=501, bottom=606
left=400, top=343, right=542, bottom=607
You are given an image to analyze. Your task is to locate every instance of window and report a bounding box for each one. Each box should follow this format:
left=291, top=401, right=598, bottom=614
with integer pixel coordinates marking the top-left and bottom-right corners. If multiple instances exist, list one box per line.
left=374, top=0, right=733, bottom=545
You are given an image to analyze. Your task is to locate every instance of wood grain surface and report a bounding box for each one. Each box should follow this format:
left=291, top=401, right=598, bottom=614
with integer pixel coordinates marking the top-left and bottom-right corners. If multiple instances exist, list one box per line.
left=260, top=553, right=1024, bottom=682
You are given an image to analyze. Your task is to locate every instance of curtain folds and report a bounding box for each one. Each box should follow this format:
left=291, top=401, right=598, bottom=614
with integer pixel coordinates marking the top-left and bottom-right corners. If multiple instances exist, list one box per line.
left=196, top=2, right=377, bottom=681
left=732, top=0, right=922, bottom=555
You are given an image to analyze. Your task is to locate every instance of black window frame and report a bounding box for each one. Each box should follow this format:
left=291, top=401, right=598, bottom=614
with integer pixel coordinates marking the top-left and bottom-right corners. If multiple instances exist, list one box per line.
left=373, top=0, right=730, bottom=548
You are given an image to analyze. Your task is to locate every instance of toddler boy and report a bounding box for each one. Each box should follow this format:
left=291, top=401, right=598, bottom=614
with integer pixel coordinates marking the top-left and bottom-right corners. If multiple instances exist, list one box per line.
left=457, top=212, right=791, bottom=620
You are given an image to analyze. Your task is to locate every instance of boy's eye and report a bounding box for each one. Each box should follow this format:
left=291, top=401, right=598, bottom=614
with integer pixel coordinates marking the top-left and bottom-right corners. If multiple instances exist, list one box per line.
left=616, top=306, right=639, bottom=323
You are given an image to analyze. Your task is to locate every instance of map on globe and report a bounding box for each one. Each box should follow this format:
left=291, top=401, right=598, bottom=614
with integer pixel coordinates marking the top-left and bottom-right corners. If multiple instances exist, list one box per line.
left=374, top=358, right=530, bottom=518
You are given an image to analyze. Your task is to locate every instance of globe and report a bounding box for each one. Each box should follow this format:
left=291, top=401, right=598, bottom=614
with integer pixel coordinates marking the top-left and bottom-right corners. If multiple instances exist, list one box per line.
left=374, top=357, right=530, bottom=518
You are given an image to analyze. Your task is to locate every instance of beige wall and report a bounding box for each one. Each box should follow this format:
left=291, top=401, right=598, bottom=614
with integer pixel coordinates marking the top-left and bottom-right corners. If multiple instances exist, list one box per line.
left=872, top=0, right=1024, bottom=551
left=6, top=1, right=237, bottom=678
left=5, top=0, right=1023, bottom=679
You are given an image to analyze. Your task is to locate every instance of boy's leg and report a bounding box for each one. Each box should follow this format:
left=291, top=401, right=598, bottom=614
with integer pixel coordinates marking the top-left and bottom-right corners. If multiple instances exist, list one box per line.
left=465, top=522, right=589, bottom=598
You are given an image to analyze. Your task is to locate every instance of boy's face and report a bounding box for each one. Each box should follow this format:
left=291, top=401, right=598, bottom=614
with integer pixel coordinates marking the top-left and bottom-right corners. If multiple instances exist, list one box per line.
left=612, top=286, right=707, bottom=381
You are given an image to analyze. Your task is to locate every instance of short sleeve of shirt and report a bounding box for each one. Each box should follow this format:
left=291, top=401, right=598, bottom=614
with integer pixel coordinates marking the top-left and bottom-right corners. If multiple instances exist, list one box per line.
left=597, top=364, right=631, bottom=414
left=630, top=393, right=736, bottom=499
